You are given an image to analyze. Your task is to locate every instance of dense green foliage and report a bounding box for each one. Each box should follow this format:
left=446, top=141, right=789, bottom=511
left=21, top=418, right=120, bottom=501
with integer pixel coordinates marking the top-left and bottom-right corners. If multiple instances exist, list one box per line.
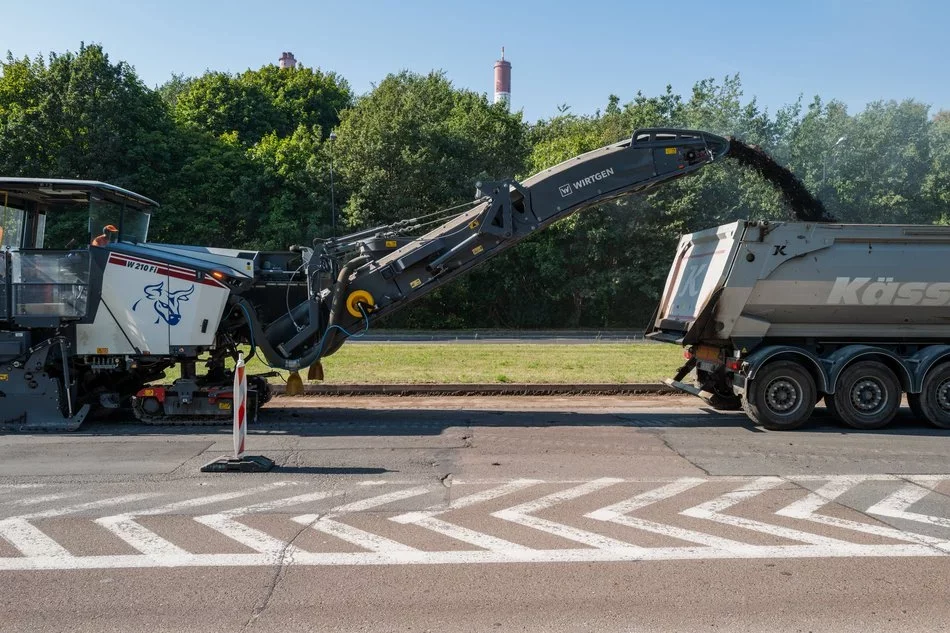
left=1, top=46, right=947, bottom=328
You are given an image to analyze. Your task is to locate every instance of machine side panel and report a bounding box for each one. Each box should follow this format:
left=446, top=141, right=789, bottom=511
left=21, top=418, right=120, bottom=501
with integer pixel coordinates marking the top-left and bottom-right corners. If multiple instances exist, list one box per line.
left=76, top=307, right=137, bottom=355
left=168, top=277, right=229, bottom=348
left=87, top=252, right=172, bottom=355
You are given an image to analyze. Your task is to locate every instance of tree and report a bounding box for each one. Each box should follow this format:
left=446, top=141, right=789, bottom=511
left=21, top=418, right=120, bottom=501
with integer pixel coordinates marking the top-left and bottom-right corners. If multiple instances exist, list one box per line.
left=334, top=71, right=529, bottom=228
left=0, top=43, right=173, bottom=187
left=0, top=44, right=177, bottom=245
left=925, top=111, right=950, bottom=219
left=172, top=65, right=351, bottom=145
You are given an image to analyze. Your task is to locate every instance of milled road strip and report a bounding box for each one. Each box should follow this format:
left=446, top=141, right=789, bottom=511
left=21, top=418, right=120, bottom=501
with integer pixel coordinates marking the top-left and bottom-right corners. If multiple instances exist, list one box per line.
left=0, top=476, right=946, bottom=570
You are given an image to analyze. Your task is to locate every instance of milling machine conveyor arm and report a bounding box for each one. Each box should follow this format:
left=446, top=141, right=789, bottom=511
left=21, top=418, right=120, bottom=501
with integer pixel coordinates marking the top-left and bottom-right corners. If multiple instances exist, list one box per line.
left=244, top=128, right=730, bottom=370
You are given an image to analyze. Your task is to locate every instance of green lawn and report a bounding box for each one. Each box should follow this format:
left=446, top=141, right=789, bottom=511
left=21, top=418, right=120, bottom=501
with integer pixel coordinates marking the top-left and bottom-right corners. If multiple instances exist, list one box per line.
left=228, top=342, right=683, bottom=384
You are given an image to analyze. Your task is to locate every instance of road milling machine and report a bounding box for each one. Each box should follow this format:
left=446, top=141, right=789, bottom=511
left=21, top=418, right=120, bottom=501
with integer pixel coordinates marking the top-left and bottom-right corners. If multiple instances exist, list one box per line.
left=0, top=129, right=730, bottom=430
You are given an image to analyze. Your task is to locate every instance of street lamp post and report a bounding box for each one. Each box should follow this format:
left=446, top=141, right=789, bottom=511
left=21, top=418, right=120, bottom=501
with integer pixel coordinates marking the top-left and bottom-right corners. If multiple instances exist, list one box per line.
left=821, top=135, right=848, bottom=191
left=329, top=131, right=337, bottom=235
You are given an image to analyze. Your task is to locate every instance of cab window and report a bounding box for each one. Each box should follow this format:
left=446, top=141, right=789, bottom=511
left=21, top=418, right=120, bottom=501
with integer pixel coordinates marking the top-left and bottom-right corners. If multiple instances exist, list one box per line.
left=0, top=203, right=25, bottom=249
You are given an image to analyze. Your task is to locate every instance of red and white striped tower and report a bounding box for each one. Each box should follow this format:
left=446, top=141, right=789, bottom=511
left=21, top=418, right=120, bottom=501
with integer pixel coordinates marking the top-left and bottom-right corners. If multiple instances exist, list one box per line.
left=493, top=47, right=511, bottom=109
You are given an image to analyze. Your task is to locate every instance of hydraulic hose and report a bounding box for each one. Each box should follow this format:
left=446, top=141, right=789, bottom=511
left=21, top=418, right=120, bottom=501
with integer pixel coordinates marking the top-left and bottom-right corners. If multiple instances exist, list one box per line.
left=231, top=254, right=371, bottom=371
left=318, top=254, right=372, bottom=355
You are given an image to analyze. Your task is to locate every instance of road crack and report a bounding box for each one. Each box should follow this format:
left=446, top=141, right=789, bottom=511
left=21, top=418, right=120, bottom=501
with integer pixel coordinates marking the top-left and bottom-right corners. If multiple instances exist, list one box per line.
left=653, top=430, right=711, bottom=476
left=241, top=513, right=318, bottom=631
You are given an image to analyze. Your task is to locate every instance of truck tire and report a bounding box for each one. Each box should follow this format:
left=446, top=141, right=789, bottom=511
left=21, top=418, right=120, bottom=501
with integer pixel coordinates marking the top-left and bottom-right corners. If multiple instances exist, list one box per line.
left=916, top=363, right=950, bottom=429
left=831, top=361, right=900, bottom=430
left=742, top=360, right=816, bottom=430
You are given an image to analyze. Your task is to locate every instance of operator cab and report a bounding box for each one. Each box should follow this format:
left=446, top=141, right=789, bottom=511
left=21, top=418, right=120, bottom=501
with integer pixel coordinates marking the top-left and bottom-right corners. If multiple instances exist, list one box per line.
left=0, top=178, right=158, bottom=325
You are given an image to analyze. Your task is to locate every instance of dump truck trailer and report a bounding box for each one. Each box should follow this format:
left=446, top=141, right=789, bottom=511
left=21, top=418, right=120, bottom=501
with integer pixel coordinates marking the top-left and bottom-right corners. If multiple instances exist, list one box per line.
left=648, top=220, right=950, bottom=431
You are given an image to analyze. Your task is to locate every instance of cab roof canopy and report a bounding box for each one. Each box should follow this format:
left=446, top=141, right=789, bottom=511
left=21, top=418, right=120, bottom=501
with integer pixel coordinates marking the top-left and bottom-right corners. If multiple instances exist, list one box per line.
left=0, top=178, right=159, bottom=211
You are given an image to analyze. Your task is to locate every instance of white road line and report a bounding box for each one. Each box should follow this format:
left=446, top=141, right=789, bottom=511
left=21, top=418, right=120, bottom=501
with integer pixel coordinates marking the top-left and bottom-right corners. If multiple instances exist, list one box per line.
left=294, top=486, right=433, bottom=553
left=681, top=477, right=850, bottom=546
left=391, top=479, right=541, bottom=524
left=867, top=482, right=950, bottom=530
left=0, top=519, right=72, bottom=558
left=195, top=490, right=343, bottom=555
left=137, top=483, right=299, bottom=516
left=16, top=494, right=160, bottom=520
left=391, top=480, right=543, bottom=553
left=97, top=515, right=192, bottom=558
left=0, top=493, right=159, bottom=559
left=0, top=542, right=945, bottom=571
left=96, top=482, right=298, bottom=557
left=0, top=492, right=84, bottom=510
left=781, top=477, right=950, bottom=554
left=586, top=478, right=748, bottom=550
left=492, top=478, right=633, bottom=549
left=776, top=476, right=950, bottom=551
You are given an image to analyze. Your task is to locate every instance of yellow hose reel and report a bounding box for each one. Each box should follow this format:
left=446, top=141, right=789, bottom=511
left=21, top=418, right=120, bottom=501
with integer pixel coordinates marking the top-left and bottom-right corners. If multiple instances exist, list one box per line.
left=345, top=290, right=375, bottom=318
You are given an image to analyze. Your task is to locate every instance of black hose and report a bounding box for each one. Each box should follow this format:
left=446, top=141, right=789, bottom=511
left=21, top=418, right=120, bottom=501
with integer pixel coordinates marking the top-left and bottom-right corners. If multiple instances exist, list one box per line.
left=229, top=254, right=371, bottom=371
left=319, top=254, right=372, bottom=355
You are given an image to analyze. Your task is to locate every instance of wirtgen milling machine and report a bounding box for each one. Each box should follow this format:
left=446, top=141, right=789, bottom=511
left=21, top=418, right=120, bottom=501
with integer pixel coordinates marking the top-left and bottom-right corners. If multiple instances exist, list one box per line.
left=0, top=130, right=728, bottom=430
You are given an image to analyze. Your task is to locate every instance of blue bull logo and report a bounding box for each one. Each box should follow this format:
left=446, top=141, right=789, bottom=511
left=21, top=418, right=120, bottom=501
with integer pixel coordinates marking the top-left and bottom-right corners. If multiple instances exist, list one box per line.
left=132, top=282, right=195, bottom=325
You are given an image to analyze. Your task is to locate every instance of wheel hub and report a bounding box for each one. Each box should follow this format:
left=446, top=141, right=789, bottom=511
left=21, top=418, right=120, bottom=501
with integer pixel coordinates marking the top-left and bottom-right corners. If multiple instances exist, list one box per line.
left=851, top=378, right=885, bottom=413
left=141, top=397, right=162, bottom=415
left=936, top=379, right=950, bottom=412
left=765, top=378, right=800, bottom=414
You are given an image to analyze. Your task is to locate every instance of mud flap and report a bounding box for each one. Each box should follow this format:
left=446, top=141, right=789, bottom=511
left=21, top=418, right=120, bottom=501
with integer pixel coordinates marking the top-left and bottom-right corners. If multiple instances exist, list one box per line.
left=664, top=378, right=716, bottom=404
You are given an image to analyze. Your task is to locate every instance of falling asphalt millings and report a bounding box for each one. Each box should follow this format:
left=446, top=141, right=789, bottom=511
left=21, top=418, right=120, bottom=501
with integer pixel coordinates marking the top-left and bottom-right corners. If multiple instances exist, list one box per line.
left=726, top=138, right=835, bottom=222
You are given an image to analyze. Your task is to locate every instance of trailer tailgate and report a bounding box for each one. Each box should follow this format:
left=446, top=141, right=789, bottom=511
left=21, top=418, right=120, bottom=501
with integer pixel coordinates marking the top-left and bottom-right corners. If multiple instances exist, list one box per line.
left=649, top=221, right=744, bottom=340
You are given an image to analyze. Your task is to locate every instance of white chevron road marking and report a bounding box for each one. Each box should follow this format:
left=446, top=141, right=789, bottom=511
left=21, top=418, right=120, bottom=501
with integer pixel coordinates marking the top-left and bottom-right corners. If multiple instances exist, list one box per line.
left=0, top=541, right=942, bottom=571
left=294, top=486, right=432, bottom=553
left=194, top=489, right=342, bottom=555
left=0, top=477, right=947, bottom=570
left=97, top=482, right=298, bottom=557
left=681, top=477, right=851, bottom=546
left=587, top=478, right=749, bottom=550
left=777, top=476, right=950, bottom=552
left=0, top=492, right=84, bottom=509
left=0, top=519, right=72, bottom=558
left=0, top=493, right=160, bottom=559
left=0, top=484, right=44, bottom=491
left=392, top=480, right=543, bottom=553
left=867, top=479, right=950, bottom=532
left=492, top=478, right=634, bottom=549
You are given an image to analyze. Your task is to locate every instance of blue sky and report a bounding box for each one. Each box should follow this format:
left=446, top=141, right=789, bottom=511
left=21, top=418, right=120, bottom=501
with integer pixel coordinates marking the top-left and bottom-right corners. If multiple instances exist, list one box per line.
left=2, top=0, right=946, bottom=122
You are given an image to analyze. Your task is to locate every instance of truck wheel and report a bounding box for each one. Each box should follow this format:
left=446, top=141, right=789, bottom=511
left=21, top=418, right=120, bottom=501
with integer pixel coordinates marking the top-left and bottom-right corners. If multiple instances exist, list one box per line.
left=917, top=363, right=950, bottom=429
left=832, top=361, right=900, bottom=430
left=742, top=361, right=816, bottom=430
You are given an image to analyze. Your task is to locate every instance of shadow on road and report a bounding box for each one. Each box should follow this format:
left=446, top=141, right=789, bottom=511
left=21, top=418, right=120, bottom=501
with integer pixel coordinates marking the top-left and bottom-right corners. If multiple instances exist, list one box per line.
left=52, top=405, right=950, bottom=439
left=270, top=466, right=392, bottom=475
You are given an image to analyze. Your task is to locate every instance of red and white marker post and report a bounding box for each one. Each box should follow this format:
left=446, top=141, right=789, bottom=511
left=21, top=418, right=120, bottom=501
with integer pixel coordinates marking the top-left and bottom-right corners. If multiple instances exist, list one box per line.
left=233, top=354, right=247, bottom=459
left=201, top=353, right=274, bottom=472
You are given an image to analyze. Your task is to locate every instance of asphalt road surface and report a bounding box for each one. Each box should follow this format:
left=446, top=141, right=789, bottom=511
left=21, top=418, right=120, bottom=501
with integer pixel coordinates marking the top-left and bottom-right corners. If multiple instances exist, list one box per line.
left=2, top=395, right=949, bottom=633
